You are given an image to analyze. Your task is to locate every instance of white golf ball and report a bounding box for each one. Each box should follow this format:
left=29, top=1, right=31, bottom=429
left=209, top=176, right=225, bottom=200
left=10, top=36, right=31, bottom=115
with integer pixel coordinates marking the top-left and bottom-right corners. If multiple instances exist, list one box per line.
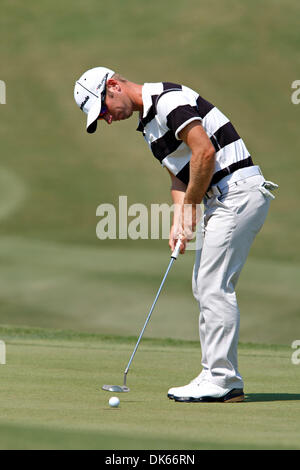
left=109, top=396, right=120, bottom=408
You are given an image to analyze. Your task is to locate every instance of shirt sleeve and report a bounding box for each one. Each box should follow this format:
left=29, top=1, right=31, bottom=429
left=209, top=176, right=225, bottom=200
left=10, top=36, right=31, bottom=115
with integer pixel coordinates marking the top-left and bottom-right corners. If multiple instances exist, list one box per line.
left=156, top=90, right=202, bottom=140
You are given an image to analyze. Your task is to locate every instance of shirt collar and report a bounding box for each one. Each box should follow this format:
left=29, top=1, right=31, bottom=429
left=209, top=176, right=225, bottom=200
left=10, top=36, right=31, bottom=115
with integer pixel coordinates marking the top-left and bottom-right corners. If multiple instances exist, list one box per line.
left=137, top=83, right=158, bottom=133
left=141, top=83, right=153, bottom=118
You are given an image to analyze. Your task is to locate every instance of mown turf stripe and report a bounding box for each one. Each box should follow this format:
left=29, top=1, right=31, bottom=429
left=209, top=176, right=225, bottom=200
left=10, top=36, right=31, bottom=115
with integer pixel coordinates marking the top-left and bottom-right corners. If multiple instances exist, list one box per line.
left=0, top=421, right=293, bottom=450
left=0, top=324, right=289, bottom=351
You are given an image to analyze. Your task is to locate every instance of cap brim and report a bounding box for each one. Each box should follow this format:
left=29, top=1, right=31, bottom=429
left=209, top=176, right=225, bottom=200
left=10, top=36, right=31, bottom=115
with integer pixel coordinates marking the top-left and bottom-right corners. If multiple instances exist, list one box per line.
left=86, top=96, right=102, bottom=133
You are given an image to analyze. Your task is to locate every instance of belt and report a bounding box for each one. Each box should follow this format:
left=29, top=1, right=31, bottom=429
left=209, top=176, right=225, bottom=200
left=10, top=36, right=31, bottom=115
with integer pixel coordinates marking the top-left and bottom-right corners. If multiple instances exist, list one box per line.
left=209, top=156, right=253, bottom=187
left=205, top=165, right=262, bottom=199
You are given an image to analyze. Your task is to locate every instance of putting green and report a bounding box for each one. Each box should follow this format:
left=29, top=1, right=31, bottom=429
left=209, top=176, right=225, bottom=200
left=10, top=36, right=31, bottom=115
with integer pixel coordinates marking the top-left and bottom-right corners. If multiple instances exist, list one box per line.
left=0, top=326, right=299, bottom=449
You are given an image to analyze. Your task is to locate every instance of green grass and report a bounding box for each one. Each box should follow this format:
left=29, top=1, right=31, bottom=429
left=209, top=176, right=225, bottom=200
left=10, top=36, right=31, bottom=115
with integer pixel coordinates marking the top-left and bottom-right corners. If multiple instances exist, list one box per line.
left=0, top=235, right=298, bottom=345
left=0, top=326, right=299, bottom=450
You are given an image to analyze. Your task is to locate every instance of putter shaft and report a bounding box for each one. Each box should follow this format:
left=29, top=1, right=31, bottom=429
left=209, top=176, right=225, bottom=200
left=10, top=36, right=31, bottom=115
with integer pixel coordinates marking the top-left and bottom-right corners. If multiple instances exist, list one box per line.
left=123, top=240, right=181, bottom=384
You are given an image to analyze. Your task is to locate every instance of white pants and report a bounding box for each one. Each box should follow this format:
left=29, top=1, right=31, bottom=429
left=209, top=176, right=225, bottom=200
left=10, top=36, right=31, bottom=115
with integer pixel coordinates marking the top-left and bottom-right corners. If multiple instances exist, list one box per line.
left=192, top=172, right=272, bottom=389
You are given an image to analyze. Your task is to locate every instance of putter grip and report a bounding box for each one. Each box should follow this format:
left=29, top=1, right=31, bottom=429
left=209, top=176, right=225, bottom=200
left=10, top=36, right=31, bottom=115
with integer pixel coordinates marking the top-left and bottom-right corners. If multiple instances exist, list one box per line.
left=171, top=238, right=182, bottom=259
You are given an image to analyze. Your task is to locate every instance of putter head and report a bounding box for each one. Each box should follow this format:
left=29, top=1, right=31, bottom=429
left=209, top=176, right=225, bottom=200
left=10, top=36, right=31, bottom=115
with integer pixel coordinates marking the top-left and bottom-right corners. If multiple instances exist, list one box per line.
left=102, top=384, right=130, bottom=393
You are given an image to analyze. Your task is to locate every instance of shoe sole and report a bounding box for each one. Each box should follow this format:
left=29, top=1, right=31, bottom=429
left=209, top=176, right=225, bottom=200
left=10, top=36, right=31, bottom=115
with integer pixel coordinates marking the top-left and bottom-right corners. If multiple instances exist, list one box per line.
left=169, top=388, right=244, bottom=403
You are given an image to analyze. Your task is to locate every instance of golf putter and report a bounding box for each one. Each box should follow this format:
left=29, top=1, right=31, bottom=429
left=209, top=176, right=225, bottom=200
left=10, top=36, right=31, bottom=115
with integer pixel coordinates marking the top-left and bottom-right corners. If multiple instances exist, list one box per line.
left=102, top=238, right=182, bottom=393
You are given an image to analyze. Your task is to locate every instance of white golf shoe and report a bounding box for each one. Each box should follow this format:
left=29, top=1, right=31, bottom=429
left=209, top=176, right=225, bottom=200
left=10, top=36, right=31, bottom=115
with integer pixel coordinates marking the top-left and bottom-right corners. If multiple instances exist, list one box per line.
left=167, top=371, right=207, bottom=400
left=170, top=380, right=244, bottom=403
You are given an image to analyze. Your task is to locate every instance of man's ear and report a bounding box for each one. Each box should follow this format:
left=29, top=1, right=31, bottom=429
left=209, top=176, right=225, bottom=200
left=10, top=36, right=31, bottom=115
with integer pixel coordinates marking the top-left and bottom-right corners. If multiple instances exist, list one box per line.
left=106, top=79, right=121, bottom=93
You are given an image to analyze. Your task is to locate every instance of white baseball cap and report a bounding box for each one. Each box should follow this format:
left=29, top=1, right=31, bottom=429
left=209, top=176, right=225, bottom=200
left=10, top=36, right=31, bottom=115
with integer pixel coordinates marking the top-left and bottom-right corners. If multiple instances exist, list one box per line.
left=74, top=67, right=115, bottom=133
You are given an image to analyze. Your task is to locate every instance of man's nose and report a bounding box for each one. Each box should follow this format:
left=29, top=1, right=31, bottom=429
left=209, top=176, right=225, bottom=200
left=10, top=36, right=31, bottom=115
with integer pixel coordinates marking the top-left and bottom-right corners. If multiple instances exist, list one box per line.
left=101, top=112, right=113, bottom=125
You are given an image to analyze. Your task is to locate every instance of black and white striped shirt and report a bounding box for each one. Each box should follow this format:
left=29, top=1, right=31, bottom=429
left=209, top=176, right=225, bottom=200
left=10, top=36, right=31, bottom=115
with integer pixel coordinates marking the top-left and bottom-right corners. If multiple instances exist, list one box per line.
left=137, top=82, right=252, bottom=186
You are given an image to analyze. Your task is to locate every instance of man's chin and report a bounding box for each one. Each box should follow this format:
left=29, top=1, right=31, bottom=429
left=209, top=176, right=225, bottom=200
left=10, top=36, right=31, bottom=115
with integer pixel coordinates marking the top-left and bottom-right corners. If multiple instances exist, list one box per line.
left=109, top=110, right=133, bottom=122
left=119, top=110, right=133, bottom=121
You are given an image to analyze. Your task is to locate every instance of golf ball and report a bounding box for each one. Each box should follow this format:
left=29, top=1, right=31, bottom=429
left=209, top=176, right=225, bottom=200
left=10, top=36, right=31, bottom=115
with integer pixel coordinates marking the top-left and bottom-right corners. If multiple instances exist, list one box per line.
left=109, top=396, right=120, bottom=408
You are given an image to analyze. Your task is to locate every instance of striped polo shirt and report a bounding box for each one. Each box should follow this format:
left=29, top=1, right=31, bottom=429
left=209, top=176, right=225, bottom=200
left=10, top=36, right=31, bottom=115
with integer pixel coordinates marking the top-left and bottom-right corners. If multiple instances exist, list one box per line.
left=137, top=82, right=252, bottom=186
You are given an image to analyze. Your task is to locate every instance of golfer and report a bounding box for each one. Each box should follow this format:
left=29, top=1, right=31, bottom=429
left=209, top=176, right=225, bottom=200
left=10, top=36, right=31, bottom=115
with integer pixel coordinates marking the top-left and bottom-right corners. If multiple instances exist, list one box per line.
left=74, top=67, right=277, bottom=403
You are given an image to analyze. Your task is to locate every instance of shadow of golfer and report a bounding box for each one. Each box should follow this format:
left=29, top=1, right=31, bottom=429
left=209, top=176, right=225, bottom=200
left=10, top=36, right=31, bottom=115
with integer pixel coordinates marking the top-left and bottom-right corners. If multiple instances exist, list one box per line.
left=245, top=393, right=300, bottom=402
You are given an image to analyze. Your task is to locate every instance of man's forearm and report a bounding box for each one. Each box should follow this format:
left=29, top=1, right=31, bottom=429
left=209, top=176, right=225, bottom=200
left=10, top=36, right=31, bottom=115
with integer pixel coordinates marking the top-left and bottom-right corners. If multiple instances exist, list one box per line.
left=166, top=169, right=187, bottom=251
left=168, top=169, right=187, bottom=224
left=171, top=189, right=185, bottom=229
left=184, top=151, right=215, bottom=204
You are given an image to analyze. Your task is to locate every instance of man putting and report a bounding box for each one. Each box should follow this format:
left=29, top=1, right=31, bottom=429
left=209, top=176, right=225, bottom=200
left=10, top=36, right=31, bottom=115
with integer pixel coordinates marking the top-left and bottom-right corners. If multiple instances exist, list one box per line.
left=74, top=67, right=277, bottom=403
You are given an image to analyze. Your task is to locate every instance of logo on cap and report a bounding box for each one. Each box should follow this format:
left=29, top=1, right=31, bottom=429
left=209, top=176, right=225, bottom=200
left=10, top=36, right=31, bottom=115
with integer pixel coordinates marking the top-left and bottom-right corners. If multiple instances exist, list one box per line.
left=96, top=73, right=109, bottom=92
left=80, top=95, right=90, bottom=110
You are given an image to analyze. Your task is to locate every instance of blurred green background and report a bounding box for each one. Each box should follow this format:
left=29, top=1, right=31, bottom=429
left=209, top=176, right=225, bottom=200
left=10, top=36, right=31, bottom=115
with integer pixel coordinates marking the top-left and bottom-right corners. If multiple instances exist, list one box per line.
left=0, top=0, right=299, bottom=345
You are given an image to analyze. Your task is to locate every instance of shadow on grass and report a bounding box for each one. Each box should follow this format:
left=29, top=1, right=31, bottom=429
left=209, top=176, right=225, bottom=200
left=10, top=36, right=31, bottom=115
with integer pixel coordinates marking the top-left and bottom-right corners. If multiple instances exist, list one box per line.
left=245, top=393, right=300, bottom=402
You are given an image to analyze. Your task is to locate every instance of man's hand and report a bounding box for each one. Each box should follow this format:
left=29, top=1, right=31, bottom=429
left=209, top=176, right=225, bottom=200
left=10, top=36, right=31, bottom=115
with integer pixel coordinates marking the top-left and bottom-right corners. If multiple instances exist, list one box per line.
left=169, top=222, right=186, bottom=254
left=181, top=202, right=200, bottom=243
